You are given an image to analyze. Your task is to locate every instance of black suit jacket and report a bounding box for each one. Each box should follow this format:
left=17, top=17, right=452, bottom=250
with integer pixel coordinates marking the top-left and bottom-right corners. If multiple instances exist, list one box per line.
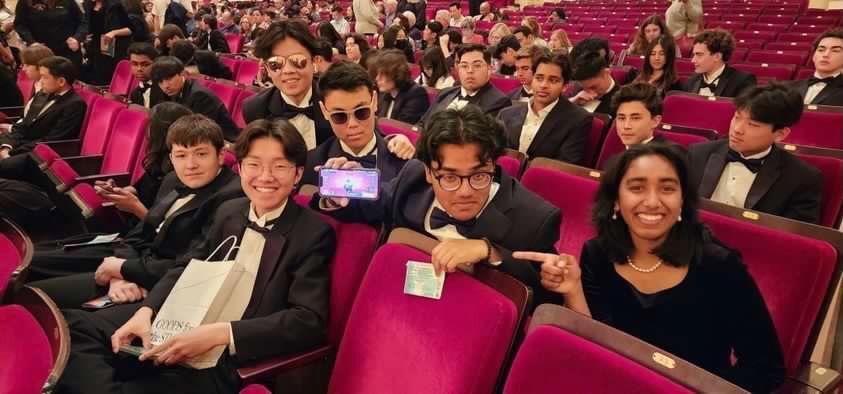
left=0, top=89, right=86, bottom=155
left=143, top=198, right=335, bottom=364
left=316, top=159, right=561, bottom=300
left=115, top=166, right=244, bottom=289
left=301, top=129, right=408, bottom=187
left=497, top=99, right=593, bottom=164
left=568, top=81, right=621, bottom=116
left=241, top=85, right=334, bottom=147
left=194, top=29, right=230, bottom=53
left=790, top=75, right=843, bottom=107
left=507, top=86, right=531, bottom=102
left=377, top=81, right=430, bottom=124
left=128, top=81, right=166, bottom=108
left=683, top=66, right=757, bottom=98
left=418, top=82, right=512, bottom=128
left=688, top=140, right=823, bottom=224
left=168, top=79, right=239, bottom=141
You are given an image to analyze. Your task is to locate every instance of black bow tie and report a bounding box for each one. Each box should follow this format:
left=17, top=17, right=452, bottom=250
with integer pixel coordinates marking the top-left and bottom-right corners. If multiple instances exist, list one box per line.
left=808, top=76, right=836, bottom=85
left=247, top=217, right=280, bottom=235
left=342, top=152, right=377, bottom=168
left=521, top=88, right=532, bottom=98
left=700, top=80, right=718, bottom=91
left=726, top=149, right=766, bottom=173
left=173, top=184, right=195, bottom=197
left=430, top=207, right=476, bottom=236
left=280, top=104, right=313, bottom=120
left=455, top=93, right=475, bottom=102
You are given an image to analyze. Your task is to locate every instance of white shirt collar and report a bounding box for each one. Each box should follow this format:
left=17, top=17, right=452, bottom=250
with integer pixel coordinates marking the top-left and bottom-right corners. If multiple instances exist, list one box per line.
left=431, top=181, right=500, bottom=219
left=460, top=87, right=479, bottom=98
left=339, top=133, right=378, bottom=157
left=528, top=97, right=558, bottom=119
left=704, top=64, right=727, bottom=84
left=602, top=78, right=616, bottom=98
left=814, top=71, right=841, bottom=80
left=741, top=146, right=772, bottom=160
left=248, top=200, right=288, bottom=227
left=280, top=86, right=313, bottom=108
left=624, top=135, right=655, bottom=149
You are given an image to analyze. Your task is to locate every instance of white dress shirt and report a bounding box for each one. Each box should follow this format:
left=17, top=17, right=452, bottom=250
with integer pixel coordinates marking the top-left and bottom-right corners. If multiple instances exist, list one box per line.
left=447, top=87, right=478, bottom=110
left=339, top=133, right=378, bottom=157
left=280, top=88, right=317, bottom=150
left=580, top=79, right=615, bottom=113
left=330, top=18, right=350, bottom=35
left=699, top=64, right=726, bottom=97
left=518, top=98, right=558, bottom=153
left=424, top=182, right=500, bottom=241
left=710, top=146, right=771, bottom=208
left=154, top=194, right=196, bottom=233
left=804, top=72, right=841, bottom=104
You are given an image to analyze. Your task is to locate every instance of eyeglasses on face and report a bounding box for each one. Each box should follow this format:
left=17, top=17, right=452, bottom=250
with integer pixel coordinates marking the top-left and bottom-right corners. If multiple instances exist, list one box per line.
left=431, top=170, right=494, bottom=192
left=323, top=105, right=373, bottom=125
left=265, top=54, right=310, bottom=72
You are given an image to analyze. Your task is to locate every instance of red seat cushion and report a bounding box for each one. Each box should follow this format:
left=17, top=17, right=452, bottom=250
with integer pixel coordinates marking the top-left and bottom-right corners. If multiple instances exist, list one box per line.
left=109, top=60, right=137, bottom=96
left=490, top=74, right=522, bottom=95
left=663, top=94, right=735, bottom=135
left=240, top=385, right=271, bottom=394
left=0, top=305, right=53, bottom=394
left=100, top=109, right=148, bottom=175
left=0, top=234, right=21, bottom=296
left=786, top=109, right=843, bottom=150
left=378, top=121, right=420, bottom=145
left=496, top=156, right=522, bottom=180
left=235, top=60, right=260, bottom=86
left=794, top=154, right=843, bottom=228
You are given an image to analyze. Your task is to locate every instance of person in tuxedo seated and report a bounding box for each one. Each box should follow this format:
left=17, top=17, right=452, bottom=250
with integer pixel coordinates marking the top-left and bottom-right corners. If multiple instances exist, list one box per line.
left=688, top=83, right=822, bottom=223
left=150, top=56, right=239, bottom=142
left=128, top=42, right=164, bottom=109
left=56, top=118, right=333, bottom=394
left=613, top=82, right=670, bottom=148
left=684, top=29, right=756, bottom=98
left=0, top=56, right=86, bottom=177
left=301, top=62, right=414, bottom=186
left=193, top=14, right=231, bottom=53
left=493, top=35, right=520, bottom=76
left=497, top=52, right=592, bottom=164
left=508, top=46, right=550, bottom=102
left=241, top=20, right=335, bottom=150
left=568, top=48, right=620, bottom=115
left=419, top=43, right=512, bottom=128
left=369, top=49, right=430, bottom=124
left=27, top=114, right=244, bottom=308
left=517, top=144, right=785, bottom=393
left=316, top=105, right=561, bottom=301
left=792, top=28, right=843, bottom=106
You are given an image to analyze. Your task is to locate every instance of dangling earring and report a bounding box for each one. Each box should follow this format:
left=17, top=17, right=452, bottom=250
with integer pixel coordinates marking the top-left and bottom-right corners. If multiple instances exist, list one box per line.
left=612, top=211, right=618, bottom=220
left=677, top=211, right=682, bottom=222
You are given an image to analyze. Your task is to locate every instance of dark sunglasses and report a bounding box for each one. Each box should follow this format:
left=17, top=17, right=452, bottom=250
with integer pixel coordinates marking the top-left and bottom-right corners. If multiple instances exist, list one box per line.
left=324, top=106, right=373, bottom=124
left=265, top=54, right=310, bottom=72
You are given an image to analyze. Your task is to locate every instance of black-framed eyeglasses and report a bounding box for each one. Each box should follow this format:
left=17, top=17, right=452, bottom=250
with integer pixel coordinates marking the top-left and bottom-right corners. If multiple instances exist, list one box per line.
left=323, top=105, right=373, bottom=125
left=431, top=170, right=494, bottom=192
left=265, top=54, right=310, bottom=72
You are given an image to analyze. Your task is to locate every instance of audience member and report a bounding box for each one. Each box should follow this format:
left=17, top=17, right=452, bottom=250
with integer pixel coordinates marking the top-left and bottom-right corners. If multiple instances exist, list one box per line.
left=194, top=14, right=231, bottom=53
left=422, top=20, right=444, bottom=51
left=329, top=5, right=350, bottom=36
left=397, top=0, right=426, bottom=32
left=792, top=28, right=843, bottom=106
left=80, top=0, right=136, bottom=85
left=318, top=20, right=346, bottom=54
left=546, top=8, right=565, bottom=25
left=169, top=39, right=199, bottom=75
left=549, top=29, right=572, bottom=54
left=383, top=0, right=398, bottom=27
left=156, top=23, right=186, bottom=56
left=611, top=82, right=668, bottom=149
left=345, top=33, right=370, bottom=64
left=434, top=9, right=450, bottom=30
left=474, top=1, right=498, bottom=22
left=688, top=83, right=822, bottom=223
left=18, top=44, right=54, bottom=96
left=459, top=18, right=484, bottom=45
left=666, top=0, right=703, bottom=39
left=371, top=49, right=430, bottom=124
left=416, top=46, right=454, bottom=89
left=312, top=38, right=334, bottom=78
left=448, top=2, right=465, bottom=27
left=353, top=0, right=383, bottom=34
left=13, top=0, right=84, bottom=66
left=629, top=15, right=672, bottom=57
left=498, top=53, right=591, bottom=163
left=494, top=34, right=520, bottom=75
left=520, top=17, right=547, bottom=48
left=508, top=45, right=549, bottom=101
left=128, top=42, right=164, bottom=108
left=151, top=0, right=194, bottom=34
left=218, top=10, right=240, bottom=34
left=685, top=29, right=755, bottom=98
left=487, top=22, right=510, bottom=48
left=194, top=50, right=234, bottom=80
left=569, top=48, right=620, bottom=115
left=382, top=24, right=414, bottom=62
left=517, top=143, right=785, bottom=393
left=634, top=34, right=681, bottom=94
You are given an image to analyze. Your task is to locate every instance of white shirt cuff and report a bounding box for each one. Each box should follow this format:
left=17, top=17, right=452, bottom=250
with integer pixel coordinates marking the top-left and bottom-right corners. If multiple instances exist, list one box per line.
left=228, top=323, right=237, bottom=355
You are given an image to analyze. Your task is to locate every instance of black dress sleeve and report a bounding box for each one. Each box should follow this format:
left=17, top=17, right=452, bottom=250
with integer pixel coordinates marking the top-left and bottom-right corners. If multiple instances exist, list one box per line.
left=579, top=240, right=614, bottom=325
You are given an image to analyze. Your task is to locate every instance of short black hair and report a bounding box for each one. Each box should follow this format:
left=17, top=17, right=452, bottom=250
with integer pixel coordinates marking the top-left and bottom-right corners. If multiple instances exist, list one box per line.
left=449, top=2, right=460, bottom=9
left=128, top=42, right=159, bottom=60
left=513, top=26, right=532, bottom=37
left=313, top=38, right=334, bottom=62
left=417, top=105, right=506, bottom=168
left=145, top=102, right=192, bottom=175
left=456, top=43, right=491, bottom=64
left=318, top=61, right=375, bottom=97
left=570, top=50, right=608, bottom=81
left=170, top=39, right=196, bottom=65
left=693, top=29, right=735, bottom=62
left=812, top=27, right=843, bottom=52
left=734, top=83, right=804, bottom=130
left=166, top=113, right=225, bottom=152
left=593, top=143, right=705, bottom=267
left=253, top=20, right=318, bottom=60
left=533, top=52, right=572, bottom=83
left=612, top=81, right=663, bottom=117
left=569, top=37, right=611, bottom=66
left=150, top=56, right=185, bottom=82
left=494, top=35, right=520, bottom=59
left=427, top=21, right=444, bottom=36
left=202, top=14, right=218, bottom=30
left=38, top=56, right=77, bottom=84
left=233, top=119, right=308, bottom=167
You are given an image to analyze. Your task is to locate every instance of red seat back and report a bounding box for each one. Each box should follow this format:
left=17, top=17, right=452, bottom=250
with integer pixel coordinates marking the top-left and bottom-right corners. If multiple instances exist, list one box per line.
left=746, top=50, right=807, bottom=66
left=489, top=74, right=521, bottom=95
left=220, top=56, right=240, bottom=78
left=663, top=93, right=735, bottom=135
left=235, top=59, right=261, bottom=86
left=794, top=154, right=843, bottom=228
left=224, top=33, right=242, bottom=53
left=80, top=98, right=124, bottom=156
left=582, top=114, right=608, bottom=168
left=101, top=108, right=148, bottom=174
left=233, top=88, right=257, bottom=129
left=108, top=60, right=137, bottom=97
left=732, top=63, right=796, bottom=81
left=205, top=80, right=240, bottom=113
left=786, top=108, right=843, bottom=149
left=377, top=119, right=420, bottom=145
left=0, top=305, right=53, bottom=394
left=17, top=70, right=34, bottom=104
left=75, top=87, right=102, bottom=136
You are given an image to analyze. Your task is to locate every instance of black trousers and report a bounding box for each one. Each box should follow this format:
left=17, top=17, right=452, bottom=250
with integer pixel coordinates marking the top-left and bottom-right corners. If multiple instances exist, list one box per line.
left=26, top=239, right=115, bottom=282
left=29, top=272, right=105, bottom=309
left=57, top=304, right=241, bottom=394
left=0, top=177, right=53, bottom=229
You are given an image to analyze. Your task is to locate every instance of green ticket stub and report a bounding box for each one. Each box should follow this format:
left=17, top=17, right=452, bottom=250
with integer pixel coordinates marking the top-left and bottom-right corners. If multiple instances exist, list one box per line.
left=404, top=261, right=445, bottom=300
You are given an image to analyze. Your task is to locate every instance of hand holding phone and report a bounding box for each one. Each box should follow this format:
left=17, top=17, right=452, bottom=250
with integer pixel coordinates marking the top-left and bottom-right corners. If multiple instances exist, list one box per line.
left=319, top=168, right=380, bottom=200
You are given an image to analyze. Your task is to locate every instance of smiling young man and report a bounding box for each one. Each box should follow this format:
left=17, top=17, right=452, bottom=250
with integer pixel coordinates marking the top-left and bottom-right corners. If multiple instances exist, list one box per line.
left=497, top=53, right=592, bottom=164
left=688, top=83, right=822, bottom=223
left=684, top=29, right=756, bottom=98
left=28, top=114, right=243, bottom=308
left=56, top=119, right=334, bottom=394
left=612, top=82, right=668, bottom=148
left=127, top=42, right=165, bottom=109
left=792, top=28, right=843, bottom=106
left=317, top=105, right=561, bottom=302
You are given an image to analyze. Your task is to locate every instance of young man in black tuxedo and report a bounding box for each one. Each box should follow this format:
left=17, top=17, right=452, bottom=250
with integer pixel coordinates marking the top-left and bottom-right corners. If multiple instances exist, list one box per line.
left=301, top=62, right=413, bottom=186
left=127, top=42, right=166, bottom=109
left=193, top=14, right=231, bottom=53
left=497, top=52, right=592, bottom=164
left=688, top=83, right=823, bottom=224
left=791, top=28, right=843, bottom=107
left=151, top=56, right=239, bottom=141
left=370, top=49, right=430, bottom=125
left=684, top=29, right=756, bottom=98
left=568, top=47, right=620, bottom=116
left=28, top=114, right=244, bottom=308
left=507, top=46, right=548, bottom=102
left=317, top=105, right=561, bottom=303
left=56, top=119, right=334, bottom=394
left=418, top=43, right=512, bottom=128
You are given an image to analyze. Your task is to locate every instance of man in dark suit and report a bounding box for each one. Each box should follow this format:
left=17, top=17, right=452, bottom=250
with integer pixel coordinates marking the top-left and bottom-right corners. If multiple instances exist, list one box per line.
left=55, top=119, right=333, bottom=394
left=791, top=28, right=843, bottom=107
left=193, top=14, right=230, bottom=53
left=418, top=43, right=512, bottom=129
left=684, top=29, right=757, bottom=98
left=507, top=46, right=549, bottom=102
left=28, top=115, right=244, bottom=308
left=151, top=56, right=239, bottom=141
left=302, top=62, right=412, bottom=186
left=688, top=84, right=822, bottom=224
left=0, top=56, right=85, bottom=177
left=498, top=53, right=592, bottom=164
left=611, top=82, right=670, bottom=148
left=317, top=105, right=561, bottom=303
left=241, top=21, right=335, bottom=150
left=127, top=42, right=166, bottom=109
left=371, top=49, right=430, bottom=124
left=568, top=46, right=620, bottom=116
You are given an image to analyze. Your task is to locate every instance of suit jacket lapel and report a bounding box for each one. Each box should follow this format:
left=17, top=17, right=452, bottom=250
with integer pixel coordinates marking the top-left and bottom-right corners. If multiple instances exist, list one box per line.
left=507, top=105, right=528, bottom=149
left=699, top=144, right=729, bottom=198
left=688, top=74, right=703, bottom=94
left=714, top=67, right=732, bottom=97
left=745, top=147, right=782, bottom=209
left=528, top=101, right=566, bottom=157
left=402, top=187, right=435, bottom=234
left=244, top=199, right=297, bottom=316
left=811, top=76, right=842, bottom=105
left=154, top=168, right=234, bottom=245
left=464, top=176, right=513, bottom=243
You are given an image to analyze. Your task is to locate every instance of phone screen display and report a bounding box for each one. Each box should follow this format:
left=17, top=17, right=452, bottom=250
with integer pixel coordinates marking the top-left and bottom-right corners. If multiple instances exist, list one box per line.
left=319, top=168, right=380, bottom=200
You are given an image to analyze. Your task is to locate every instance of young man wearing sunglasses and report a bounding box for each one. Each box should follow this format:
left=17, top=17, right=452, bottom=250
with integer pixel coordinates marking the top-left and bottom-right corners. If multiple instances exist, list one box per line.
left=300, top=62, right=413, bottom=187
left=316, top=106, right=561, bottom=304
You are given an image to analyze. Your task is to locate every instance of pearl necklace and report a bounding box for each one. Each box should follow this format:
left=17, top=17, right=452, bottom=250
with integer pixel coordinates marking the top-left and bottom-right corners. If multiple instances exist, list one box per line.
left=626, top=256, right=663, bottom=273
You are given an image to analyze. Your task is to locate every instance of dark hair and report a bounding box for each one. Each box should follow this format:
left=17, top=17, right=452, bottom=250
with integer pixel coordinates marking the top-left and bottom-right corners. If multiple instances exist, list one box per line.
left=202, top=14, right=218, bottom=30
left=417, top=106, right=506, bottom=167
left=812, top=27, right=843, bottom=52
left=631, top=15, right=671, bottom=55
left=331, top=4, right=342, bottom=13
left=150, top=56, right=185, bottom=82
left=533, top=52, right=572, bottom=82
left=128, top=42, right=159, bottom=60
left=513, top=26, right=533, bottom=37
left=734, top=83, right=804, bottom=130
left=313, top=38, right=334, bottom=62
left=449, top=2, right=460, bottom=9
left=612, top=81, right=663, bottom=117
left=158, top=24, right=186, bottom=53
left=638, top=34, right=678, bottom=92
left=166, top=113, right=225, bottom=152
left=593, top=143, right=705, bottom=267
left=170, top=39, right=196, bottom=65
left=569, top=37, right=611, bottom=66
left=457, top=43, right=491, bottom=64
left=494, top=35, right=520, bottom=59
left=382, top=25, right=402, bottom=49
left=38, top=56, right=76, bottom=84
left=319, top=61, right=375, bottom=97
left=233, top=119, right=308, bottom=167
left=145, top=102, right=193, bottom=175
left=369, top=49, right=411, bottom=86
left=317, top=21, right=342, bottom=44
left=254, top=20, right=318, bottom=60
left=570, top=50, right=608, bottom=81
left=551, top=8, right=566, bottom=20
left=693, top=29, right=735, bottom=62
left=447, top=30, right=462, bottom=48
left=421, top=47, right=449, bottom=88
left=20, top=44, right=54, bottom=65
left=195, top=50, right=233, bottom=79
left=426, top=21, right=444, bottom=38
left=122, top=0, right=143, bottom=15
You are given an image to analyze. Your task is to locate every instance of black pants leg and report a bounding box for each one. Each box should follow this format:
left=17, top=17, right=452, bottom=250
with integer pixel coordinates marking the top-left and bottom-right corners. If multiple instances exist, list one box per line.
left=26, top=243, right=115, bottom=282
left=29, top=272, right=105, bottom=309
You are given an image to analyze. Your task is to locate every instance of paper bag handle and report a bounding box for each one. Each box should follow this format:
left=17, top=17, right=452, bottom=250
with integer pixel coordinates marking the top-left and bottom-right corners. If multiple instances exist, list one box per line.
left=207, top=235, right=239, bottom=262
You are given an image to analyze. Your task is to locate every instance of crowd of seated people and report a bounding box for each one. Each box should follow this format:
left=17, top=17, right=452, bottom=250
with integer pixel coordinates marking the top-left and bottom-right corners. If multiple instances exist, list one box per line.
left=0, top=1, right=841, bottom=392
